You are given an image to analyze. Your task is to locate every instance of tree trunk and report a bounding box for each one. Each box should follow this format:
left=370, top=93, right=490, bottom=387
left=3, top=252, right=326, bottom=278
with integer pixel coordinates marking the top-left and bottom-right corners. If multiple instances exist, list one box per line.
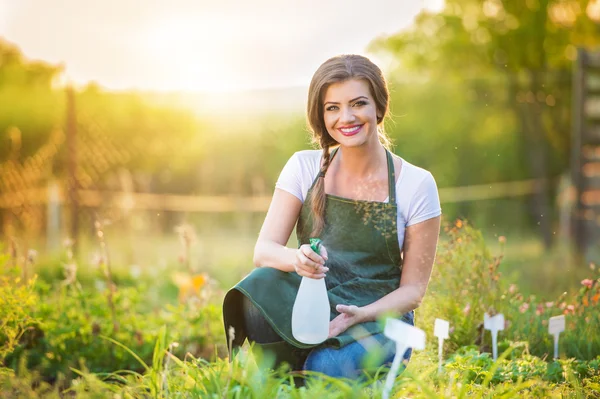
left=508, top=73, right=553, bottom=248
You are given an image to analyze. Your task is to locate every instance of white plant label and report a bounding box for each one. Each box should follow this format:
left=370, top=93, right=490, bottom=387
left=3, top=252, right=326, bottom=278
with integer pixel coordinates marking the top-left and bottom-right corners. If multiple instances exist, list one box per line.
left=484, top=313, right=504, bottom=361
left=434, top=318, right=449, bottom=339
left=434, top=318, right=450, bottom=373
left=382, top=319, right=426, bottom=399
left=549, top=315, right=565, bottom=335
left=549, top=315, right=565, bottom=359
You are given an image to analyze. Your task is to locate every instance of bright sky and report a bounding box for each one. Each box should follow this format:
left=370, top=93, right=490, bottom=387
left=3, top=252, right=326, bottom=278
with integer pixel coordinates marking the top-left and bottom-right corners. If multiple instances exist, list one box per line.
left=0, top=0, right=444, bottom=93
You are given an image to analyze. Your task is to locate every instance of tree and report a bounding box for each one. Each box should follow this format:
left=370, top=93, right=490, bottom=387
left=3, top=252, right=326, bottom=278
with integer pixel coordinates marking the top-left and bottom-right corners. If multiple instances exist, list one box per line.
left=371, top=0, right=600, bottom=248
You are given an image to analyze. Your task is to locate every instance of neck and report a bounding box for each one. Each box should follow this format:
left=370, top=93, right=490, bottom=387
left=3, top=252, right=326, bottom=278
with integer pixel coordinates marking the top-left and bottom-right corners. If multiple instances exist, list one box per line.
left=336, top=141, right=387, bottom=179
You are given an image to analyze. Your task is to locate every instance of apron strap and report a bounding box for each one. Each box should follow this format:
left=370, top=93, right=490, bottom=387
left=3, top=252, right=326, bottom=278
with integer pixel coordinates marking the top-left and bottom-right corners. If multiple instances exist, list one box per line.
left=309, top=147, right=396, bottom=203
left=385, top=149, right=397, bottom=203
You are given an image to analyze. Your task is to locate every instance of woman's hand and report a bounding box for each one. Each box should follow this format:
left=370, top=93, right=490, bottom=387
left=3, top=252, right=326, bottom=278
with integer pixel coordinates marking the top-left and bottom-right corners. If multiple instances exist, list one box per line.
left=328, top=304, right=367, bottom=338
left=293, top=243, right=329, bottom=279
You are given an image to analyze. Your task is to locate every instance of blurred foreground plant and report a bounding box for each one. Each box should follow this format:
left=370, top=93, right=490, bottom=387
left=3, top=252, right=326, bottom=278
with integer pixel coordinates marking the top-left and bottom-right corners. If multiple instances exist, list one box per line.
left=0, top=244, right=39, bottom=376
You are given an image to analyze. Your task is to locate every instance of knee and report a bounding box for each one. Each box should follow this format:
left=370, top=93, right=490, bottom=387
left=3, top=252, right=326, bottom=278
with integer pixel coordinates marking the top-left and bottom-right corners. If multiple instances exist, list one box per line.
left=304, top=348, right=334, bottom=374
left=304, top=348, right=360, bottom=379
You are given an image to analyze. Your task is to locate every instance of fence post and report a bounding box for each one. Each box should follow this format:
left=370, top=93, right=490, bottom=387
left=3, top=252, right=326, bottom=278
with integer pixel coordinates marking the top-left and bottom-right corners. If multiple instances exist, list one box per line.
left=66, top=86, right=79, bottom=255
left=46, top=180, right=61, bottom=252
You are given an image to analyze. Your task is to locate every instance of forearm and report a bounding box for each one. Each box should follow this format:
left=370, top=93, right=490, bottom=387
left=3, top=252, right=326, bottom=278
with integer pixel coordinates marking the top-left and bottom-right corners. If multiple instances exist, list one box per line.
left=253, top=239, right=297, bottom=272
left=360, top=284, right=424, bottom=322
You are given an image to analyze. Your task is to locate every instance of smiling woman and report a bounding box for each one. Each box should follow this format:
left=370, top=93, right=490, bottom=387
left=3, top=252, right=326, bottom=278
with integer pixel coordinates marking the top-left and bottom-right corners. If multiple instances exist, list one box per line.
left=223, top=54, right=442, bottom=382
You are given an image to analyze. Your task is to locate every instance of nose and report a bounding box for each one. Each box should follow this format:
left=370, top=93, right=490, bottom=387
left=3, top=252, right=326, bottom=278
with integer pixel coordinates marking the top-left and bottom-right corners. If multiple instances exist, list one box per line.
left=340, top=106, right=355, bottom=124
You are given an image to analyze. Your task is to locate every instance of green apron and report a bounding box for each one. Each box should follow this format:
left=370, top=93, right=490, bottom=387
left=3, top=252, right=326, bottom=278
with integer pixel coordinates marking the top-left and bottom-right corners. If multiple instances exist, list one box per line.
left=223, top=148, right=413, bottom=366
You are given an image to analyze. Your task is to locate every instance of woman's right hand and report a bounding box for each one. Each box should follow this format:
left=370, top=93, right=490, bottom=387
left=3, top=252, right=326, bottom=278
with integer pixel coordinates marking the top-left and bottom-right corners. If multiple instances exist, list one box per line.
left=294, top=244, right=329, bottom=279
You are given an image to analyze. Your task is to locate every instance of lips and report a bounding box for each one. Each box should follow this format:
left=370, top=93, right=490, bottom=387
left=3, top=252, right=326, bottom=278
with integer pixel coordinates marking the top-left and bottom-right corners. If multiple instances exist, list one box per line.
left=338, top=124, right=363, bottom=137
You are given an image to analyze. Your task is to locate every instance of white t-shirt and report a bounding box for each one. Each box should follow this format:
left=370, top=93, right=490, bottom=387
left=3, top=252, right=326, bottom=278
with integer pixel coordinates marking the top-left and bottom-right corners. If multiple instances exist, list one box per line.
left=275, top=150, right=442, bottom=250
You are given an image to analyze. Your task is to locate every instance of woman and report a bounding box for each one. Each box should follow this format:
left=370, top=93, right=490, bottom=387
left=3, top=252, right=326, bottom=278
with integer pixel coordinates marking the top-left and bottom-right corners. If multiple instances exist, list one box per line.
left=223, top=54, right=441, bottom=380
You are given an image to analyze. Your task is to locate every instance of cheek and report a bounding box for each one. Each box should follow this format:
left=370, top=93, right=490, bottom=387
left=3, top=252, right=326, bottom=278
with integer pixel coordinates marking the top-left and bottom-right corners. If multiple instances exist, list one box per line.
left=323, top=113, right=336, bottom=129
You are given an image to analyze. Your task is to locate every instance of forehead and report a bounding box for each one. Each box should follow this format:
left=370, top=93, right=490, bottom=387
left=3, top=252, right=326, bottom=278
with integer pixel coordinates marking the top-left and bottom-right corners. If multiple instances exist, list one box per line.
left=323, top=79, right=371, bottom=102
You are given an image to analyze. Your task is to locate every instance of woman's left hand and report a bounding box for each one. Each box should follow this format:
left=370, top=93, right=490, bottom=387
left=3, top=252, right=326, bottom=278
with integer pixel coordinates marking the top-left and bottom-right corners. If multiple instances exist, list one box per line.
left=328, top=304, right=367, bottom=338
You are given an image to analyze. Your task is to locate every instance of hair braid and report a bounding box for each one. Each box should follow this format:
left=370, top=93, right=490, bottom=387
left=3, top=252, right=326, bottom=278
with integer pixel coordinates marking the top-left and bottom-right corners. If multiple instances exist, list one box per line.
left=309, top=143, right=333, bottom=238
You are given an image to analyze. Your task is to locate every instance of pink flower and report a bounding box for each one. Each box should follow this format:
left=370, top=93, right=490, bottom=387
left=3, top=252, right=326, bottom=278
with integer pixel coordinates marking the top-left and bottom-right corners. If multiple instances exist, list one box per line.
left=463, top=304, right=471, bottom=315
left=519, top=303, right=529, bottom=313
left=509, top=284, right=517, bottom=294
left=536, top=304, right=544, bottom=315
left=545, top=302, right=554, bottom=308
left=581, top=279, right=594, bottom=289
left=563, top=304, right=575, bottom=315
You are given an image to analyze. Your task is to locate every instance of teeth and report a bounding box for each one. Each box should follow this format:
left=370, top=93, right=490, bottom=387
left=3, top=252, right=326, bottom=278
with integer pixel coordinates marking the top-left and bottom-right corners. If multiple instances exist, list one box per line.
left=341, top=126, right=360, bottom=133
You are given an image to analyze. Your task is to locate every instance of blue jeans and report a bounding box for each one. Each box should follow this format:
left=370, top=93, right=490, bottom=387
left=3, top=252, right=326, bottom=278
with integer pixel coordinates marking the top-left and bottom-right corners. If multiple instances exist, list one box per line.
left=303, top=312, right=414, bottom=380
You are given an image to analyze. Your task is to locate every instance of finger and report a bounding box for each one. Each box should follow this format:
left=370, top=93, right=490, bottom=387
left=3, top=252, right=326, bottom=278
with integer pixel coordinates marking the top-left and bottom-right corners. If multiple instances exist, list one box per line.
left=297, top=252, right=328, bottom=273
left=319, top=245, right=329, bottom=261
left=296, top=267, right=327, bottom=279
left=294, top=260, right=327, bottom=279
left=300, top=244, right=326, bottom=265
left=336, top=304, right=357, bottom=315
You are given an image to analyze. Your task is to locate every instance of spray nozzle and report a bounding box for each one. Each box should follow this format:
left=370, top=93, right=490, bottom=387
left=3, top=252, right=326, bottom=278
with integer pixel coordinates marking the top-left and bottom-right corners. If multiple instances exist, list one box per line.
left=309, top=238, right=322, bottom=255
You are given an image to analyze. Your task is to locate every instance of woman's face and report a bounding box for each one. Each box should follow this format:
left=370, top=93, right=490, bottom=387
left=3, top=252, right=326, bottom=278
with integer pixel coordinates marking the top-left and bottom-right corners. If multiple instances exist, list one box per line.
left=322, top=78, right=380, bottom=148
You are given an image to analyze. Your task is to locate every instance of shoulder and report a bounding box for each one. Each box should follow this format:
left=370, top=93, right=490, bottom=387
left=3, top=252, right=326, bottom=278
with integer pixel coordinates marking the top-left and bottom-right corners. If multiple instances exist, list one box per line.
left=292, top=149, right=322, bottom=165
left=286, top=149, right=322, bottom=176
left=392, top=153, right=436, bottom=189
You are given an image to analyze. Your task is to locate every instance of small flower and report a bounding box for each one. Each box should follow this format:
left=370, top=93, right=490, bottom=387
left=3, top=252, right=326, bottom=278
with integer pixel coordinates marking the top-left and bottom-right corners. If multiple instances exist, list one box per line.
left=564, top=304, right=575, bottom=315
left=463, top=303, right=471, bottom=315
left=545, top=302, right=554, bottom=308
left=593, top=293, right=600, bottom=304
left=590, top=263, right=596, bottom=271
left=509, top=284, right=517, bottom=294
left=581, top=279, right=594, bottom=289
left=559, top=302, right=566, bottom=310
left=498, top=236, right=506, bottom=244
left=519, top=303, right=529, bottom=313
left=455, top=220, right=463, bottom=228
left=536, top=304, right=544, bottom=315
left=27, top=249, right=38, bottom=263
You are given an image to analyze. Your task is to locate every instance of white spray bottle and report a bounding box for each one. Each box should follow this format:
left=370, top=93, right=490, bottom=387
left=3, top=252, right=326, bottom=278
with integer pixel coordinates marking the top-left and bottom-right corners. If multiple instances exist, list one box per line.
left=291, top=238, right=330, bottom=344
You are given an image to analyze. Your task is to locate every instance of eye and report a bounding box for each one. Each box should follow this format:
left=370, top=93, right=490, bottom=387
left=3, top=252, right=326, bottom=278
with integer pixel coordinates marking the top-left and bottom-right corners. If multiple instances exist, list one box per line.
left=325, top=105, right=339, bottom=111
left=353, top=100, right=367, bottom=107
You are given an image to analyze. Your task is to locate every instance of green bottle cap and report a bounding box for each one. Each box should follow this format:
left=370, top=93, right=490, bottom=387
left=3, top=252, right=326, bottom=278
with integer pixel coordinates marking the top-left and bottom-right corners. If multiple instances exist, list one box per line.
left=309, top=238, right=322, bottom=254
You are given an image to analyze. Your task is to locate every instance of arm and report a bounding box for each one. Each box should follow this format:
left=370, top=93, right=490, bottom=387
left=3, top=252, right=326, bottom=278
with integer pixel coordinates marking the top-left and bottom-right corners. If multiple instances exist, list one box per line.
left=329, top=216, right=441, bottom=337
left=360, top=215, right=441, bottom=320
left=253, top=188, right=302, bottom=272
left=253, top=188, right=327, bottom=277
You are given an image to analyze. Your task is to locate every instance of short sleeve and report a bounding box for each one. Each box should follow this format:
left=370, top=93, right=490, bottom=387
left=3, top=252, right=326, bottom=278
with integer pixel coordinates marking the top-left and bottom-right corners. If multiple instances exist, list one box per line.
left=275, top=153, right=304, bottom=202
left=406, top=172, right=442, bottom=227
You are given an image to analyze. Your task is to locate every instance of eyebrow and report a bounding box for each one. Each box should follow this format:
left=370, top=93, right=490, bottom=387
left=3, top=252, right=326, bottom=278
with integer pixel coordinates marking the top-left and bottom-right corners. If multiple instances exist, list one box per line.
left=323, top=96, right=369, bottom=106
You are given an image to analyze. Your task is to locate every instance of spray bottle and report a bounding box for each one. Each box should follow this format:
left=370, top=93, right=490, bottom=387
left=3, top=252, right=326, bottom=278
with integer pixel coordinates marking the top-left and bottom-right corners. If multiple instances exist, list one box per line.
left=291, top=238, right=330, bottom=344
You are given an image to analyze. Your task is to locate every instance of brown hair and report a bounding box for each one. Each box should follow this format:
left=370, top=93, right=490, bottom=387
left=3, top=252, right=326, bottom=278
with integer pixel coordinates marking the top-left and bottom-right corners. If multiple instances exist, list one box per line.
left=306, top=54, right=391, bottom=238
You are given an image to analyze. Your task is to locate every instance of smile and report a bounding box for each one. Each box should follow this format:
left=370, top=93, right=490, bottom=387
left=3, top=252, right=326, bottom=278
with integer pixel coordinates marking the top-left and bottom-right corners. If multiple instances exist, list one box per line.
left=338, top=125, right=363, bottom=137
